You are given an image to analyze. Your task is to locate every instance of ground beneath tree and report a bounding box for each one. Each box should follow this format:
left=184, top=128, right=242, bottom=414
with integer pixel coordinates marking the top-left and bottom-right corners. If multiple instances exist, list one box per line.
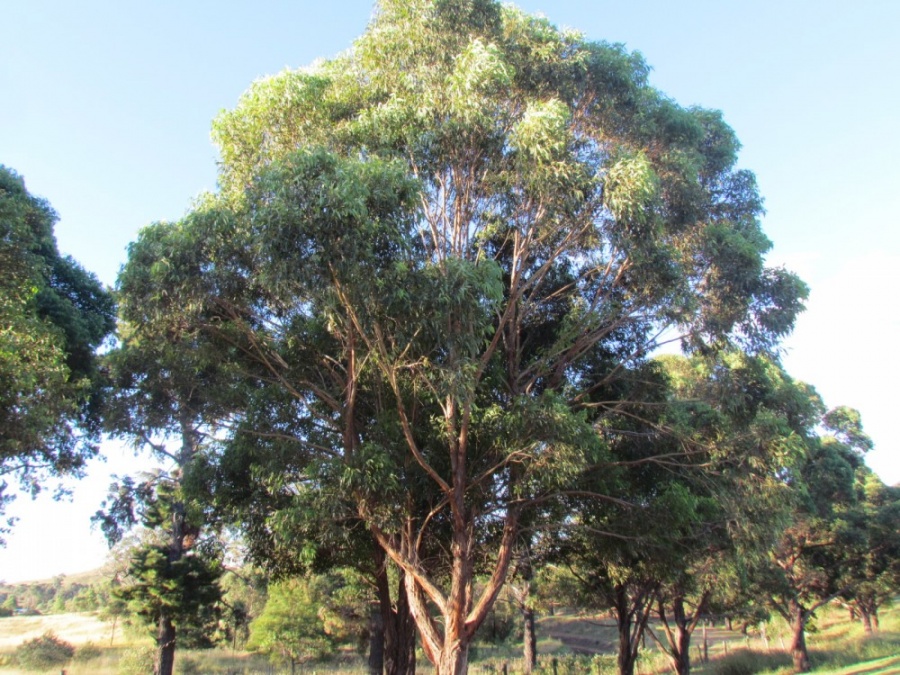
left=537, top=613, right=753, bottom=657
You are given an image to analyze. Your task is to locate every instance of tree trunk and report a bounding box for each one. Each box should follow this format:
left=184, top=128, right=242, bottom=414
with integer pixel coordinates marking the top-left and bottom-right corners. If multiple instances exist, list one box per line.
left=617, top=622, right=637, bottom=675
left=859, top=607, right=873, bottom=634
left=657, top=594, right=694, bottom=675
left=393, top=577, right=416, bottom=675
left=523, top=604, right=537, bottom=675
left=518, top=550, right=537, bottom=675
left=788, top=601, right=810, bottom=673
left=156, top=614, right=176, bottom=675
left=437, top=642, right=469, bottom=675
left=673, top=626, right=691, bottom=675
left=613, top=585, right=643, bottom=675
left=855, top=598, right=879, bottom=634
left=369, top=604, right=385, bottom=675
left=374, top=547, right=416, bottom=675
left=388, top=507, right=519, bottom=675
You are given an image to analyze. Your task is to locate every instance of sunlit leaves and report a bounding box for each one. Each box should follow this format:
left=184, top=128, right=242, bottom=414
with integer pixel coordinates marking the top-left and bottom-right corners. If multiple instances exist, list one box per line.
left=603, top=148, right=659, bottom=231
left=0, top=166, right=114, bottom=503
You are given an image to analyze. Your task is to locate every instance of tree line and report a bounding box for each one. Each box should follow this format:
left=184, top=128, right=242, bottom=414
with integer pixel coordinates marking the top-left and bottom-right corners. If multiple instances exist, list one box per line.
left=1, top=1, right=897, bottom=674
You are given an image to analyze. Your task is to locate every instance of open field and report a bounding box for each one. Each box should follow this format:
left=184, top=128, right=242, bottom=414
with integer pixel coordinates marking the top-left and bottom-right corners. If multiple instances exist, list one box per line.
left=0, top=613, right=116, bottom=650
left=0, top=602, right=897, bottom=674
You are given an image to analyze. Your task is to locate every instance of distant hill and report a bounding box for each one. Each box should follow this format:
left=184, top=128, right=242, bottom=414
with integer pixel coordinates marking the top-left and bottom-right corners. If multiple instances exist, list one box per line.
left=0, top=568, right=112, bottom=615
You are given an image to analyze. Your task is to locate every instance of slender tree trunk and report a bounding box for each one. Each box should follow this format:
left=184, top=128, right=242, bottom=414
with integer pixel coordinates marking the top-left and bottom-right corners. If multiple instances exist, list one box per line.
left=394, top=576, right=416, bottom=675
left=437, top=642, right=469, bottom=675
left=387, top=506, right=519, bottom=675
left=859, top=607, right=873, bottom=634
left=788, top=601, right=810, bottom=673
left=523, top=603, right=537, bottom=675
left=657, top=592, right=706, bottom=675
left=613, top=585, right=642, bottom=675
left=154, top=416, right=194, bottom=675
left=855, top=598, right=879, bottom=634
left=671, top=614, right=691, bottom=675
left=518, top=550, right=537, bottom=675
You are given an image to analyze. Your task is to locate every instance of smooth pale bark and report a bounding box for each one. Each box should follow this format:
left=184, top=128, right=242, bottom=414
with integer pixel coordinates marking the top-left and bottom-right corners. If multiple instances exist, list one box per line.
left=374, top=509, right=520, bottom=675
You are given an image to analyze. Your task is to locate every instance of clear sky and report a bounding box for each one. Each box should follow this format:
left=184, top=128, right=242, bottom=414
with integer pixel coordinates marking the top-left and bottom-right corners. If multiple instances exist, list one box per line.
left=1, top=0, right=897, bottom=583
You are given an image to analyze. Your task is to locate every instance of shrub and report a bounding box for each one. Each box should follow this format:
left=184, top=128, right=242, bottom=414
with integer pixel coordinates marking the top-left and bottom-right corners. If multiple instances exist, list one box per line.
left=118, top=646, right=155, bottom=675
left=74, top=641, right=103, bottom=661
left=14, top=632, right=75, bottom=671
left=712, top=649, right=790, bottom=675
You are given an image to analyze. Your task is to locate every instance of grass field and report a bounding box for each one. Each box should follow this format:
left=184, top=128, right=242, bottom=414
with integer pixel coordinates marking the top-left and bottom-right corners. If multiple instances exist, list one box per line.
left=0, top=601, right=896, bottom=674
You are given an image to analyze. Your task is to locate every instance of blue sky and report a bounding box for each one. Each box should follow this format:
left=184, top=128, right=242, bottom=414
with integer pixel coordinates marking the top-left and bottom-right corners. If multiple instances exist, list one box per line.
left=1, top=0, right=898, bottom=583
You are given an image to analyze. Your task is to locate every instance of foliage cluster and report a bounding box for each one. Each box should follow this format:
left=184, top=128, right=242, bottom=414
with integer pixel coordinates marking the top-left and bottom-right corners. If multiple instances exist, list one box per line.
left=13, top=632, right=75, bottom=671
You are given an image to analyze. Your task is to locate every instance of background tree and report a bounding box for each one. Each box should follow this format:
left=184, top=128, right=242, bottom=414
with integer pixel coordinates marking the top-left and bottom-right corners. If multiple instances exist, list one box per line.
left=247, top=572, right=363, bottom=674
left=552, top=352, right=812, bottom=675
left=94, top=219, right=244, bottom=675
left=837, top=468, right=900, bottom=633
left=649, top=354, right=810, bottom=675
left=757, top=405, right=871, bottom=672
left=0, top=166, right=115, bottom=525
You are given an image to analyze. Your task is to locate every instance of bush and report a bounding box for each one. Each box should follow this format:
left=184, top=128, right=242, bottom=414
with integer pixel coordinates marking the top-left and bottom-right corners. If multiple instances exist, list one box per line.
left=712, top=649, right=790, bottom=675
left=118, top=646, right=155, bottom=675
left=74, top=641, right=103, bottom=661
left=14, top=632, right=75, bottom=671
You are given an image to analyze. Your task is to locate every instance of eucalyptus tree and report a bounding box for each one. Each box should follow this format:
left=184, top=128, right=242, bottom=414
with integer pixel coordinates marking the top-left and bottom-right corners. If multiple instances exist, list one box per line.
left=94, top=220, right=245, bottom=675
left=757, top=406, right=872, bottom=672
left=839, top=470, right=900, bottom=633
left=646, top=354, right=814, bottom=675
left=158, top=1, right=806, bottom=672
left=0, top=166, right=115, bottom=520
left=549, top=351, right=817, bottom=675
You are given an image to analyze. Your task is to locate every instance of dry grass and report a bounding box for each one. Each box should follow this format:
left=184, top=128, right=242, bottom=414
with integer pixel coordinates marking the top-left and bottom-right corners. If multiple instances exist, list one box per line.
left=0, top=613, right=124, bottom=649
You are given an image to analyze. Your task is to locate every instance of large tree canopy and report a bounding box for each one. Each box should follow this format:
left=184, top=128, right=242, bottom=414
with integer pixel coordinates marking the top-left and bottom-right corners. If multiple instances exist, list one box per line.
left=123, top=2, right=807, bottom=672
left=0, top=166, right=115, bottom=517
